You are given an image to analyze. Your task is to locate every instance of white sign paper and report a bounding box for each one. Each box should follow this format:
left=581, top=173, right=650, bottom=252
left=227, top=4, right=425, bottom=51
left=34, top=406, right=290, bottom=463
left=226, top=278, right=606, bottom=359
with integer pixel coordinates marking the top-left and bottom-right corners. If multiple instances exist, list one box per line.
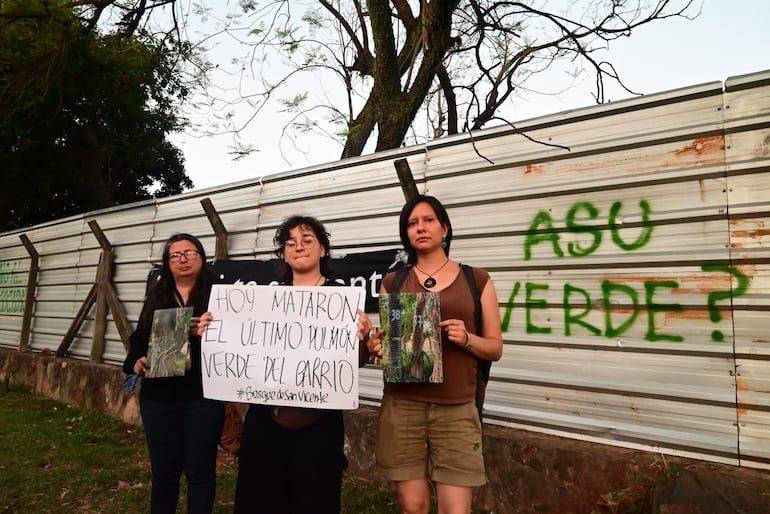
left=201, top=284, right=365, bottom=409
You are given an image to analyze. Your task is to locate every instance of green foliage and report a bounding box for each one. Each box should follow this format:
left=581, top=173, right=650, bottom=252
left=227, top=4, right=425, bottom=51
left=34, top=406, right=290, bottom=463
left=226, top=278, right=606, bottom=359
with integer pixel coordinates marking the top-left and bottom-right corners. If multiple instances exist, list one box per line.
left=380, top=291, right=443, bottom=383
left=0, top=0, right=192, bottom=231
left=280, top=92, right=309, bottom=111
left=0, top=385, right=153, bottom=513
left=402, top=347, right=414, bottom=370
left=421, top=350, right=435, bottom=381
left=592, top=459, right=685, bottom=514
left=196, top=1, right=698, bottom=160
left=0, top=384, right=408, bottom=513
left=399, top=294, right=416, bottom=342
left=301, top=11, right=323, bottom=30
left=401, top=349, right=435, bottom=382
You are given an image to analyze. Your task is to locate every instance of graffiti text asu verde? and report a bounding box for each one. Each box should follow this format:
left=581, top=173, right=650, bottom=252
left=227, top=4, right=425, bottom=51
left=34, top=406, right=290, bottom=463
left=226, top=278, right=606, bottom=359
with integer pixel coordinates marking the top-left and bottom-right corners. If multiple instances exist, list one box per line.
left=0, top=259, right=23, bottom=285
left=500, top=265, right=750, bottom=343
left=524, top=200, right=653, bottom=260
left=0, top=288, right=26, bottom=313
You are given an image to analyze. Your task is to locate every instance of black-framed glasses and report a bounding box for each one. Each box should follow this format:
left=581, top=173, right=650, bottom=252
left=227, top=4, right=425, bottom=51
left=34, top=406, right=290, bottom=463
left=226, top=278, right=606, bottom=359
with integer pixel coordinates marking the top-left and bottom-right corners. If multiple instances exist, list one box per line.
left=168, top=250, right=200, bottom=262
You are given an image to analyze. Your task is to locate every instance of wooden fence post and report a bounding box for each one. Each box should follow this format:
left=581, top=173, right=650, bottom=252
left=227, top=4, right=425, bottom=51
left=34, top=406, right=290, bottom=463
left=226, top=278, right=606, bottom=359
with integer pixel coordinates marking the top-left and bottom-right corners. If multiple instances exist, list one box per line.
left=394, top=158, right=419, bottom=201
left=18, top=234, right=39, bottom=352
left=57, top=220, right=132, bottom=359
left=200, top=198, right=229, bottom=259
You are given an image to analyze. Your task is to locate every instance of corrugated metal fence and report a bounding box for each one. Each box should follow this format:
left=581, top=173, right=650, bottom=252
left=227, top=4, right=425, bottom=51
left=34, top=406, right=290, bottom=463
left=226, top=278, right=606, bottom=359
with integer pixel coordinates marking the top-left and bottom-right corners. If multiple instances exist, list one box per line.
left=2, top=69, right=769, bottom=469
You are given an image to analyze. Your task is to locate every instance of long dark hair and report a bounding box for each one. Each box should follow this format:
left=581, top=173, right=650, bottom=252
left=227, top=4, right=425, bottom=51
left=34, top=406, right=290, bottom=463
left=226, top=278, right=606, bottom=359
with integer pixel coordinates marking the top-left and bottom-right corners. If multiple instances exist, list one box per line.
left=398, top=195, right=453, bottom=265
left=273, top=215, right=333, bottom=282
left=139, top=233, right=214, bottom=325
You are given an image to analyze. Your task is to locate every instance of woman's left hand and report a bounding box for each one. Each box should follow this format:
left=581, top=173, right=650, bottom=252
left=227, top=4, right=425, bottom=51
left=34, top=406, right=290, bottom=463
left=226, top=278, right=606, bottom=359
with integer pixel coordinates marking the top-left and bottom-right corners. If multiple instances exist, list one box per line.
left=133, top=356, right=148, bottom=375
left=195, top=312, right=214, bottom=337
left=440, top=319, right=470, bottom=349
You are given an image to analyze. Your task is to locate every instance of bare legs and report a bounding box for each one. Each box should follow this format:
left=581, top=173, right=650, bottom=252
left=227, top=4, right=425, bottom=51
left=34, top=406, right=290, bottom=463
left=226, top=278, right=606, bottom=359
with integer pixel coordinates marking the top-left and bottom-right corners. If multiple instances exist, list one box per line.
left=395, top=479, right=473, bottom=514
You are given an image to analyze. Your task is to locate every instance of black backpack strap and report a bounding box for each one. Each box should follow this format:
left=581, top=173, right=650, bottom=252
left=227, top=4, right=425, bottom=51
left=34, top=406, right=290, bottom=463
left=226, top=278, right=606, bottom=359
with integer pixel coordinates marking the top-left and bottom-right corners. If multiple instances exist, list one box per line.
left=462, top=265, right=482, bottom=338
left=462, top=264, right=492, bottom=422
left=389, top=265, right=412, bottom=295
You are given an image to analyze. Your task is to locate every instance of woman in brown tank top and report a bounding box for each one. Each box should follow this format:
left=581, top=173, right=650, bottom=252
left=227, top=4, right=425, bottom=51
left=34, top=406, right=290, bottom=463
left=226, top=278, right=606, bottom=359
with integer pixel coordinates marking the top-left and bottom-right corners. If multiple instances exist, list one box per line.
left=360, top=195, right=503, bottom=514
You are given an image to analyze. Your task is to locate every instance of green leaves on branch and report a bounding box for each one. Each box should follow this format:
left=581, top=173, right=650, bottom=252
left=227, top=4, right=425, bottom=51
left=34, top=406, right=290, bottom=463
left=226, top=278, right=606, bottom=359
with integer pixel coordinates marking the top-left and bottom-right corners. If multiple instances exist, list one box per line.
left=0, top=0, right=192, bottom=230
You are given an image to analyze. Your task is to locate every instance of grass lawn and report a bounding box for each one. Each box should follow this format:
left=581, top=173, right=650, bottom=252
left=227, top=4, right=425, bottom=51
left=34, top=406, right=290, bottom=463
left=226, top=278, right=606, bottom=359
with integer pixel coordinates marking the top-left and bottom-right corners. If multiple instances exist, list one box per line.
left=0, top=384, right=402, bottom=513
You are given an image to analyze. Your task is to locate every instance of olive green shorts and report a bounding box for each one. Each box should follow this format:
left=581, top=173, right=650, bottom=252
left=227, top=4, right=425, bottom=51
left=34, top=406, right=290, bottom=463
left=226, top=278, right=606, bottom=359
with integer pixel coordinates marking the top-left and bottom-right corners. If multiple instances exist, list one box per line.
left=375, top=396, right=486, bottom=486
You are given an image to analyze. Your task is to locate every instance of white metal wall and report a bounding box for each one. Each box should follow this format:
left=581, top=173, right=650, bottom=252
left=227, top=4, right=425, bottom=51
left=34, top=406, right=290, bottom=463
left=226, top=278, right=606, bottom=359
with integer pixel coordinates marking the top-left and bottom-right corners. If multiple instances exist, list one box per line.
left=1, top=69, right=768, bottom=469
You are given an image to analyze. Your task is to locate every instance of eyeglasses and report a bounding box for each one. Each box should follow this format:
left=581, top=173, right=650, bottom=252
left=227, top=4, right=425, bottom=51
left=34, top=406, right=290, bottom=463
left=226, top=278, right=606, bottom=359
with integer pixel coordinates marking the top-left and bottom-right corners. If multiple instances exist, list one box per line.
left=168, top=250, right=200, bottom=262
left=284, top=236, right=318, bottom=250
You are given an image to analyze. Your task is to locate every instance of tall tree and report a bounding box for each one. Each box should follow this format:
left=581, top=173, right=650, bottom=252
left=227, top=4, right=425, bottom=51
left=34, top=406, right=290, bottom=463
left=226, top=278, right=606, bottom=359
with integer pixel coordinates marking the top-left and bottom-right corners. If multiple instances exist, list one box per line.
left=188, top=0, right=700, bottom=159
left=0, top=0, right=192, bottom=230
left=0, top=0, right=703, bottom=231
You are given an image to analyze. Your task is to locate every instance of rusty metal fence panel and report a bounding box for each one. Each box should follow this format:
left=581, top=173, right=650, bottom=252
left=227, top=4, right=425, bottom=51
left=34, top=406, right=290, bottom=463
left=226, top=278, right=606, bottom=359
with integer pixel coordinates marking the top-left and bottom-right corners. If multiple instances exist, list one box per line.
left=722, top=71, right=770, bottom=467
left=1, top=69, right=768, bottom=469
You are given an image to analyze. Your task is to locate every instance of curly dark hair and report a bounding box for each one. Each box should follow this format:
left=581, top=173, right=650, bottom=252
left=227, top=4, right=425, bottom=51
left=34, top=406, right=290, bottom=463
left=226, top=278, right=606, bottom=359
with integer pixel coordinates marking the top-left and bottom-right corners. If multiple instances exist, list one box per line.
left=273, top=215, right=333, bottom=282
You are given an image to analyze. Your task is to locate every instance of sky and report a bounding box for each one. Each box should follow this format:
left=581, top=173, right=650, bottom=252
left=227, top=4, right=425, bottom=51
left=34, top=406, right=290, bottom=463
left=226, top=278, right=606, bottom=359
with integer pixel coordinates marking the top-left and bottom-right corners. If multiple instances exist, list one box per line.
left=171, top=1, right=770, bottom=191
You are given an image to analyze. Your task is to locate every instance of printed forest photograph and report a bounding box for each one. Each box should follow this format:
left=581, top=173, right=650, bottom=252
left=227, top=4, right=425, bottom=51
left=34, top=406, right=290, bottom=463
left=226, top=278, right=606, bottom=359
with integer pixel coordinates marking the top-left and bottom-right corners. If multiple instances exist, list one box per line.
left=380, top=292, right=442, bottom=384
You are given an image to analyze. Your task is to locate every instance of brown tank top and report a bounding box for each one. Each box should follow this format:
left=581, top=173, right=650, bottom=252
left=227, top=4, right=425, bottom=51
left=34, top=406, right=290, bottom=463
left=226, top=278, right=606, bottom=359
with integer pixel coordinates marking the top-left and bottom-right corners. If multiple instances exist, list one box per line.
left=381, top=266, right=489, bottom=404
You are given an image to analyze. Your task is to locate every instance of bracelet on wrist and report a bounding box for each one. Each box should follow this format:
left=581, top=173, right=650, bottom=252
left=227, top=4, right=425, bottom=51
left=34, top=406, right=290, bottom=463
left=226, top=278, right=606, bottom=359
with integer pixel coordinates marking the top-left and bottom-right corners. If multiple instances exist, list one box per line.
left=462, top=331, right=471, bottom=349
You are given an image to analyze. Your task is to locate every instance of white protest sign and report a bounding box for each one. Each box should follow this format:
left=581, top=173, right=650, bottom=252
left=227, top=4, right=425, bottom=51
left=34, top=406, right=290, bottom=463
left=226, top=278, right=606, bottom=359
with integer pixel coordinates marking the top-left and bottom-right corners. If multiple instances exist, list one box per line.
left=201, top=284, right=365, bottom=409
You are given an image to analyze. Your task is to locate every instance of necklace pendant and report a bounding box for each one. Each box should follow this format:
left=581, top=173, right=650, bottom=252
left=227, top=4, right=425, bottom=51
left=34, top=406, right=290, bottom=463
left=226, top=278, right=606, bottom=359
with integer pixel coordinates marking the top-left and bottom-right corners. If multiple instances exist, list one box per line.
left=415, top=258, right=450, bottom=289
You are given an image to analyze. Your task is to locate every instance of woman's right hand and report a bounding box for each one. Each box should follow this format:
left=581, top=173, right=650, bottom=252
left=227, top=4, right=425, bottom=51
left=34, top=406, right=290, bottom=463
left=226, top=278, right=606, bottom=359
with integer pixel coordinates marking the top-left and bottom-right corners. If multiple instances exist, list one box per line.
left=195, top=312, right=214, bottom=336
left=133, top=356, right=147, bottom=375
left=356, top=310, right=383, bottom=357
left=367, top=328, right=383, bottom=357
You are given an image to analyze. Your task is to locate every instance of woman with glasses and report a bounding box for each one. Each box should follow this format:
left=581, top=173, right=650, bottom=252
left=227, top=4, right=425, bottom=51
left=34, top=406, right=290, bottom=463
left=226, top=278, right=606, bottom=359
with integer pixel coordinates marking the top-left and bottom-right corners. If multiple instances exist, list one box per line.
left=122, top=233, right=225, bottom=514
left=197, top=215, right=366, bottom=513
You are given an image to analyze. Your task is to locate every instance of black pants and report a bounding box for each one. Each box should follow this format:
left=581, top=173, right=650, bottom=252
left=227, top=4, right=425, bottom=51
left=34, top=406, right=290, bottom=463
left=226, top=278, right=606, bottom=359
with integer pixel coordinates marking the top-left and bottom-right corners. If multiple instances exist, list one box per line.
left=234, top=405, right=348, bottom=514
left=140, top=397, right=225, bottom=514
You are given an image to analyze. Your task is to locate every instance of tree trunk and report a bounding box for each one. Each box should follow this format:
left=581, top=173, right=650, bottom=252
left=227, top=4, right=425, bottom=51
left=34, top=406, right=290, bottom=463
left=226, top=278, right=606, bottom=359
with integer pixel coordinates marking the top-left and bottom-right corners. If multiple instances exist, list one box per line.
left=386, top=293, right=403, bottom=381
left=410, top=293, right=426, bottom=381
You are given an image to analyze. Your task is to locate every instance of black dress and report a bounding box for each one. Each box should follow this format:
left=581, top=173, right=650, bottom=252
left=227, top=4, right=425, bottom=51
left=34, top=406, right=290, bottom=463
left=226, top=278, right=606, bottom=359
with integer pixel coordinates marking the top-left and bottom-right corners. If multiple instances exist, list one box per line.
left=233, top=279, right=349, bottom=514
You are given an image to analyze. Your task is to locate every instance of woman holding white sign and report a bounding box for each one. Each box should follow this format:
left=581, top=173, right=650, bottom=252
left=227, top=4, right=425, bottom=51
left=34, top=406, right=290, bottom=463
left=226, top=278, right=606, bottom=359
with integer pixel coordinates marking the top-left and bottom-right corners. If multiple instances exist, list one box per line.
left=122, top=233, right=225, bottom=514
left=198, top=215, right=357, bottom=514
left=361, top=195, right=504, bottom=514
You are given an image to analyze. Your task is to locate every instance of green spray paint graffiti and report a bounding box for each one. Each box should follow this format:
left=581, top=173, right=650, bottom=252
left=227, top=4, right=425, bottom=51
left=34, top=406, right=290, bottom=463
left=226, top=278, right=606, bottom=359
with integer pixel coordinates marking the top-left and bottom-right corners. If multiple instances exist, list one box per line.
left=524, top=200, right=654, bottom=260
left=0, top=288, right=26, bottom=313
left=701, top=263, right=750, bottom=342
left=0, top=259, right=23, bottom=285
left=0, top=260, right=26, bottom=313
left=502, top=278, right=687, bottom=342
left=504, top=201, right=750, bottom=342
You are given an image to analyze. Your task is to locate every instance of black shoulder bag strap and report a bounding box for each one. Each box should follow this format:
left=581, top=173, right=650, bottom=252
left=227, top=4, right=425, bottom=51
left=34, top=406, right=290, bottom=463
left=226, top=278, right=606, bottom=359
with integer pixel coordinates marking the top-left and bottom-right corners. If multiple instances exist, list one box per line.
left=390, top=265, right=412, bottom=295
left=462, top=265, right=491, bottom=422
